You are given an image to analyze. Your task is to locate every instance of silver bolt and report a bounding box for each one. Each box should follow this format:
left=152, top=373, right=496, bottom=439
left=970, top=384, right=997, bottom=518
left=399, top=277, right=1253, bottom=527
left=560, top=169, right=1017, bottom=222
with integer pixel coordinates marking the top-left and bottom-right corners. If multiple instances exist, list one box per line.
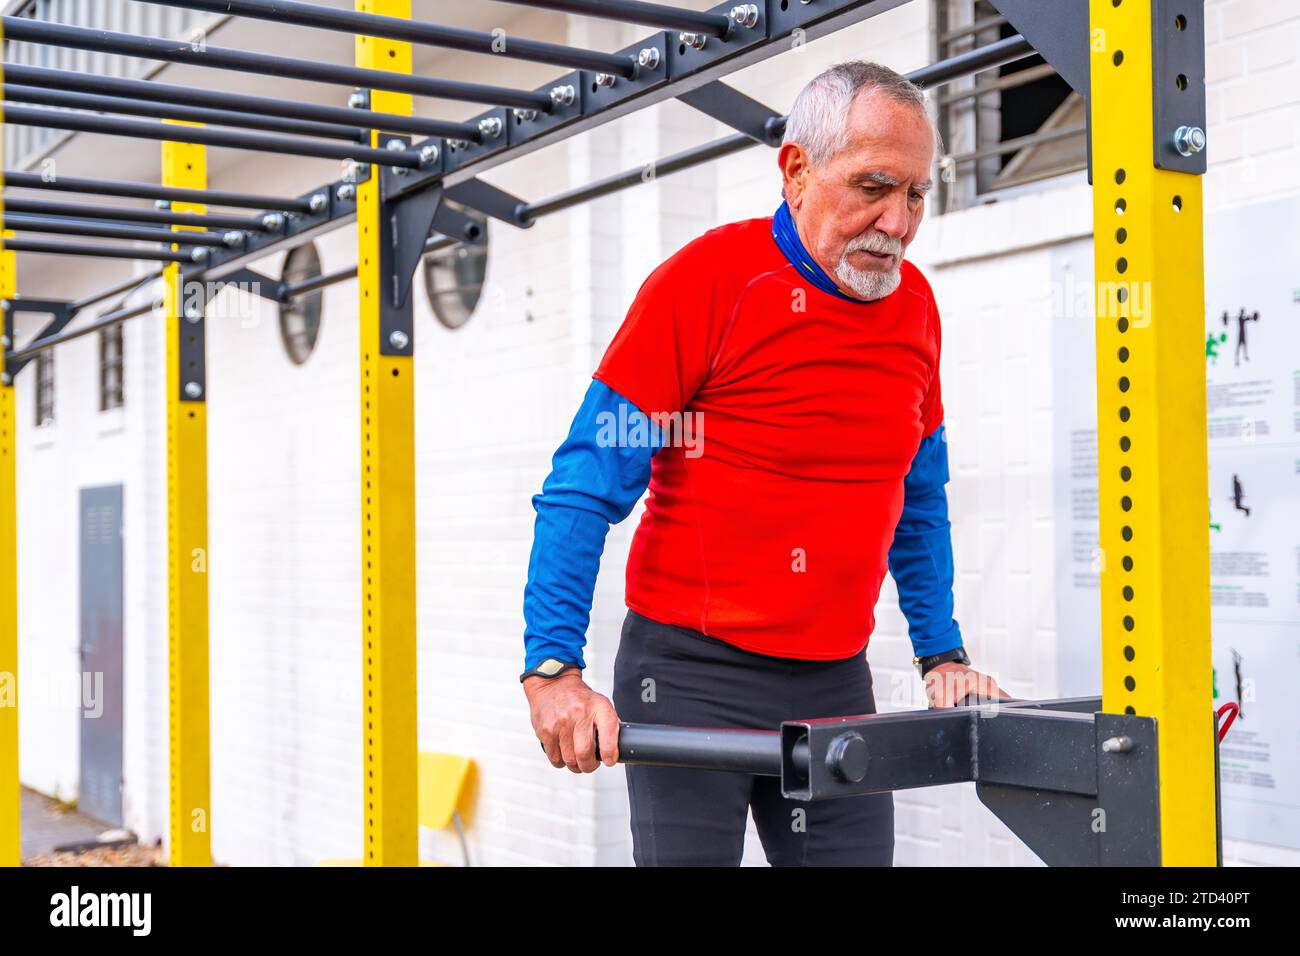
left=478, top=116, right=503, bottom=139
left=512, top=108, right=538, bottom=122
left=680, top=31, right=707, bottom=50
left=1, top=334, right=10, bottom=348
left=348, top=90, right=367, bottom=109
left=261, top=212, right=285, bottom=231
left=418, top=143, right=440, bottom=166
left=1101, top=735, right=1135, bottom=754
left=549, top=84, right=576, bottom=108
left=729, top=3, right=759, bottom=28
left=0, top=299, right=9, bottom=310
left=222, top=230, right=244, bottom=247
left=1, top=373, right=11, bottom=386
left=388, top=330, right=409, bottom=350
left=1173, top=124, right=1206, bottom=157
left=386, top=138, right=406, bottom=152
left=336, top=182, right=356, bottom=201
left=184, top=381, right=203, bottom=399
left=155, top=199, right=170, bottom=210
left=595, top=72, right=616, bottom=88
left=308, top=193, right=327, bottom=213
left=184, top=303, right=203, bottom=323
left=637, top=47, right=660, bottom=70
left=190, top=247, right=209, bottom=263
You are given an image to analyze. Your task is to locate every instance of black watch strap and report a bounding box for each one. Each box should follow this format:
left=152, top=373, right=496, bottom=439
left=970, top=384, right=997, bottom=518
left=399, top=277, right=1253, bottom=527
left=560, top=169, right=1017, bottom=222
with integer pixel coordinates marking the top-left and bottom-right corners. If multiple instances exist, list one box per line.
left=519, top=658, right=582, bottom=683
left=914, top=645, right=970, bottom=677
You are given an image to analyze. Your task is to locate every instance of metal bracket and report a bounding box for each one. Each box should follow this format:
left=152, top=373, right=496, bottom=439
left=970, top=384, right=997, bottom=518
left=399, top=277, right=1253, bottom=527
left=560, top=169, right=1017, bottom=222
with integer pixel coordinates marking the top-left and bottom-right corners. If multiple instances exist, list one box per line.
left=378, top=150, right=443, bottom=356
left=1151, top=0, right=1207, bottom=173
left=444, top=178, right=532, bottom=229
left=780, top=696, right=1166, bottom=865
left=676, top=80, right=785, bottom=145
left=204, top=267, right=286, bottom=302
left=986, top=0, right=1091, bottom=100
left=430, top=203, right=486, bottom=246
left=176, top=280, right=207, bottom=404
left=2, top=297, right=76, bottom=379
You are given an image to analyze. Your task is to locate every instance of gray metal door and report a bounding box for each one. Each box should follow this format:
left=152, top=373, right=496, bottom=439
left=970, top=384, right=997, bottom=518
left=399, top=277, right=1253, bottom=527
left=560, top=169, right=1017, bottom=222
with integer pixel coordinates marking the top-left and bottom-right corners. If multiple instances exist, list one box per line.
left=79, top=484, right=124, bottom=826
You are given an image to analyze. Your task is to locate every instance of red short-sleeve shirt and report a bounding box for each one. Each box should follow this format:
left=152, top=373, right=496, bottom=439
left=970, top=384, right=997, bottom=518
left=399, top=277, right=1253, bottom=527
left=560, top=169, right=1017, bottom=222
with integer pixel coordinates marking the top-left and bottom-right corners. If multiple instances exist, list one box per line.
left=594, top=216, right=943, bottom=659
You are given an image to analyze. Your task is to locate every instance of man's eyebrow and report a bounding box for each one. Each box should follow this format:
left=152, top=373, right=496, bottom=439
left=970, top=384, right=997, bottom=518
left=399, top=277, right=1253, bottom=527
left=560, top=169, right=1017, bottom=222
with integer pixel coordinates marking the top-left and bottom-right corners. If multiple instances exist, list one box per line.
left=858, top=171, right=934, bottom=193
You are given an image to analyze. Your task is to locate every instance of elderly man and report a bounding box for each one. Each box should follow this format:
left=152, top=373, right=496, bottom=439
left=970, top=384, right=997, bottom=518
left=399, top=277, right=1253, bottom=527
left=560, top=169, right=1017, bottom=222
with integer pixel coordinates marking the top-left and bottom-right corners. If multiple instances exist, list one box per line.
left=521, top=60, right=1006, bottom=866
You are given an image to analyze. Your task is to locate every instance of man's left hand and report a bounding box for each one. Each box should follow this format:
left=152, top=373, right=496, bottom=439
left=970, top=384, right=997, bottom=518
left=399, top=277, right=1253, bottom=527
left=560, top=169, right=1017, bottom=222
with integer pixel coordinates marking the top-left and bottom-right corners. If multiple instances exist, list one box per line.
left=924, top=662, right=1010, bottom=708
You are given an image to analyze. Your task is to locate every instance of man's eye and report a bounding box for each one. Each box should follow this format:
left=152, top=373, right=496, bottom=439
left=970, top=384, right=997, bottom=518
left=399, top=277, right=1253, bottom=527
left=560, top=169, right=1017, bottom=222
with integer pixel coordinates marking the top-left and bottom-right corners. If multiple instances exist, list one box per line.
left=909, top=191, right=924, bottom=202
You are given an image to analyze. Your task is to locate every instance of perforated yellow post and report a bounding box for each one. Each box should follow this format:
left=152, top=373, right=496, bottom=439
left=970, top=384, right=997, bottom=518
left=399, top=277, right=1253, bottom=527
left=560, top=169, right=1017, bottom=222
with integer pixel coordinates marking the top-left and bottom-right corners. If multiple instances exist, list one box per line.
left=356, top=0, right=419, bottom=865
left=163, top=129, right=212, bottom=866
left=0, top=198, right=20, bottom=866
left=1089, top=1, right=1216, bottom=864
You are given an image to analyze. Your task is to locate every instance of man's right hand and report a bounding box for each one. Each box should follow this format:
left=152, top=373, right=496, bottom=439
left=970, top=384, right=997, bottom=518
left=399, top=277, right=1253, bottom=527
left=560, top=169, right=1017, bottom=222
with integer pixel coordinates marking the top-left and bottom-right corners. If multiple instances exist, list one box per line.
left=523, top=671, right=621, bottom=773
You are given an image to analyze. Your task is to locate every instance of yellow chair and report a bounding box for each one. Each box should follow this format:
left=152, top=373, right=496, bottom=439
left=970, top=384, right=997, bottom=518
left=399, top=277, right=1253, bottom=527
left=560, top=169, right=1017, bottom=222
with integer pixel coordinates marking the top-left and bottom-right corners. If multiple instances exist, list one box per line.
left=318, top=751, right=477, bottom=867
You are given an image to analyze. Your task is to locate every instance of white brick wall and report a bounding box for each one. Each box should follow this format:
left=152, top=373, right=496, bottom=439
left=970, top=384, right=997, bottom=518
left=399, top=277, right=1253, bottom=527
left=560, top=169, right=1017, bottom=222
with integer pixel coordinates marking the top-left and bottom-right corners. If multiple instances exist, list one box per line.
left=10, top=0, right=1298, bottom=866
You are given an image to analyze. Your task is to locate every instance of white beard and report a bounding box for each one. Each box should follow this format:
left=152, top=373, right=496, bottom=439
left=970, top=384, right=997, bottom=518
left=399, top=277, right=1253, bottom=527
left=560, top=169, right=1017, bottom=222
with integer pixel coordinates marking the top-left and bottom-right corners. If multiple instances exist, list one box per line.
left=834, top=230, right=904, bottom=300
left=834, top=257, right=902, bottom=300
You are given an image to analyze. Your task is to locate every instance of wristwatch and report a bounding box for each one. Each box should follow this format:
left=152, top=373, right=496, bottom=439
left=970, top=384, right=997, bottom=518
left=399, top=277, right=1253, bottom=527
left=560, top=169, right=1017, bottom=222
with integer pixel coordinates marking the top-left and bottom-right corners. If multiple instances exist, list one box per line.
left=519, top=658, right=582, bottom=683
left=913, top=645, right=970, bottom=677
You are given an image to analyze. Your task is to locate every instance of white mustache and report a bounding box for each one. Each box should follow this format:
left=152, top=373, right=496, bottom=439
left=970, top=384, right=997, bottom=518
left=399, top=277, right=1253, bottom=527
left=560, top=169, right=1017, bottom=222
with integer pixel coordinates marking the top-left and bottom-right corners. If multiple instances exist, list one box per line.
left=843, top=231, right=902, bottom=257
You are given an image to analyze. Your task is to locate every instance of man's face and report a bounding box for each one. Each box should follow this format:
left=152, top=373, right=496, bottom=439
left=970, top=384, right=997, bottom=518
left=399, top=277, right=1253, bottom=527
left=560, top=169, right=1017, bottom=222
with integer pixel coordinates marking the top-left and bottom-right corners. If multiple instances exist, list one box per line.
left=780, top=89, right=935, bottom=300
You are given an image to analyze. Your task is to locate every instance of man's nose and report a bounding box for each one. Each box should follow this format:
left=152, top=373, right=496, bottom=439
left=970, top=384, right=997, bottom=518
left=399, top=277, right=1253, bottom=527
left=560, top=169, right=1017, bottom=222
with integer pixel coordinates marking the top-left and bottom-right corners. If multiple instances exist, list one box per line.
left=874, top=193, right=911, bottom=240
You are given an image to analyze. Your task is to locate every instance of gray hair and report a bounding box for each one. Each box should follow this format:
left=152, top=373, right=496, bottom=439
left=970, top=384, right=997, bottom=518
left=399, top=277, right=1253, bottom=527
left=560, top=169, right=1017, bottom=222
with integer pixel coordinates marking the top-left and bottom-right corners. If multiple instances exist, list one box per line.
left=781, top=60, right=939, bottom=169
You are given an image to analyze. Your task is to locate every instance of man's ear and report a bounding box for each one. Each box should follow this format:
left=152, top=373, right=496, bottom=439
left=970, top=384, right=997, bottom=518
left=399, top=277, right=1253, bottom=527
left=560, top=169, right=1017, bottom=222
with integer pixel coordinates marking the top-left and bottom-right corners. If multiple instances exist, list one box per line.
left=777, top=142, right=808, bottom=206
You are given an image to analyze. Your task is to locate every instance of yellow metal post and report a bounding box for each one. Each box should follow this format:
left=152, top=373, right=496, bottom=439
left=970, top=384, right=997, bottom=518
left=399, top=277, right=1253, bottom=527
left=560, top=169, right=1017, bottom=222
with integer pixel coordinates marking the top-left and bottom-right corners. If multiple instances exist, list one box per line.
left=163, top=129, right=212, bottom=866
left=0, top=215, right=19, bottom=867
left=355, top=0, right=419, bottom=866
left=1089, top=1, right=1216, bottom=864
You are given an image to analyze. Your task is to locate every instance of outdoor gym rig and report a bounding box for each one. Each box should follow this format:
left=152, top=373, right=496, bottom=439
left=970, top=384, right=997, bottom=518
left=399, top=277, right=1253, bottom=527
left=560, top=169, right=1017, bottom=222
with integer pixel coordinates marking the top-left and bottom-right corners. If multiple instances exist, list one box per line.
left=0, top=1, right=1215, bottom=867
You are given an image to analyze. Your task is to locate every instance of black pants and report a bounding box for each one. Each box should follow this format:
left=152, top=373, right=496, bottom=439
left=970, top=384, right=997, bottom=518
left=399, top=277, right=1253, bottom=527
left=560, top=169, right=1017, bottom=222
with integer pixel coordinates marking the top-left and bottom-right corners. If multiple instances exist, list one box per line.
left=612, top=609, right=894, bottom=866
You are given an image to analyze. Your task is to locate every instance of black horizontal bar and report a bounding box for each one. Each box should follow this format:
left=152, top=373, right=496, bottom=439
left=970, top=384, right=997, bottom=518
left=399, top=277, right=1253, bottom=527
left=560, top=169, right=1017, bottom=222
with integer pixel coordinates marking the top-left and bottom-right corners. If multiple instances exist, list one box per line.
left=6, top=298, right=160, bottom=369
left=521, top=131, right=754, bottom=221
left=146, top=0, right=637, bottom=77
left=2, top=237, right=192, bottom=263
left=907, top=33, right=1034, bottom=87
left=495, top=0, right=732, bottom=37
left=1, top=103, right=425, bottom=168
left=1, top=15, right=553, bottom=111
left=4, top=196, right=265, bottom=232
left=613, top=724, right=783, bottom=775
left=282, top=263, right=357, bottom=299
left=4, top=212, right=227, bottom=247
left=2, top=81, right=362, bottom=141
left=4, top=169, right=311, bottom=213
left=3, top=63, right=478, bottom=143
left=70, top=271, right=164, bottom=312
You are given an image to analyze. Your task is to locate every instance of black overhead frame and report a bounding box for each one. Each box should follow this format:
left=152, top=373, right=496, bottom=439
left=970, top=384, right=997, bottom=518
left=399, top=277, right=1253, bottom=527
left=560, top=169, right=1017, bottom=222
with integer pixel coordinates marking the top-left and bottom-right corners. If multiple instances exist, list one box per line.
left=1, top=0, right=1048, bottom=383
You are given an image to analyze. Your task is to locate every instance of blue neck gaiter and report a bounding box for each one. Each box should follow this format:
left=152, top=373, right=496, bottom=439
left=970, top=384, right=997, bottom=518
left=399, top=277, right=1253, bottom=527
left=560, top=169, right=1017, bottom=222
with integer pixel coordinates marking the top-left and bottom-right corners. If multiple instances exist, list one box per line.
left=771, top=200, right=869, bottom=305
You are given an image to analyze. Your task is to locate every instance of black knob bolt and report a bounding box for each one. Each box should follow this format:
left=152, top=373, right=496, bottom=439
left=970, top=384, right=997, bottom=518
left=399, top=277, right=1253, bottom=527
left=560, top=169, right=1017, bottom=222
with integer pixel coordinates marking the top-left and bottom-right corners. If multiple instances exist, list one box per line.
left=826, top=732, right=868, bottom=783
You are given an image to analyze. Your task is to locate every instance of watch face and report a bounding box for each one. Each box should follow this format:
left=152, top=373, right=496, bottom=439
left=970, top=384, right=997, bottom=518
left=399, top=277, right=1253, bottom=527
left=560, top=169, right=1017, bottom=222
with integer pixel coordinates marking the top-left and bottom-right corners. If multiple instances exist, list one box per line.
left=536, top=659, right=568, bottom=677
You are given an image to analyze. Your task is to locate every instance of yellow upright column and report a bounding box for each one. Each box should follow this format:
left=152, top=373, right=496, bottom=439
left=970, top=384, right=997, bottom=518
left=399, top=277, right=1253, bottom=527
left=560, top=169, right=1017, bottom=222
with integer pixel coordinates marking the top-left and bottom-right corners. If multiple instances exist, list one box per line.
left=355, top=0, right=418, bottom=866
left=0, top=220, right=19, bottom=867
left=163, top=130, right=212, bottom=866
left=1, top=23, right=21, bottom=863
left=1089, top=1, right=1215, bottom=864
